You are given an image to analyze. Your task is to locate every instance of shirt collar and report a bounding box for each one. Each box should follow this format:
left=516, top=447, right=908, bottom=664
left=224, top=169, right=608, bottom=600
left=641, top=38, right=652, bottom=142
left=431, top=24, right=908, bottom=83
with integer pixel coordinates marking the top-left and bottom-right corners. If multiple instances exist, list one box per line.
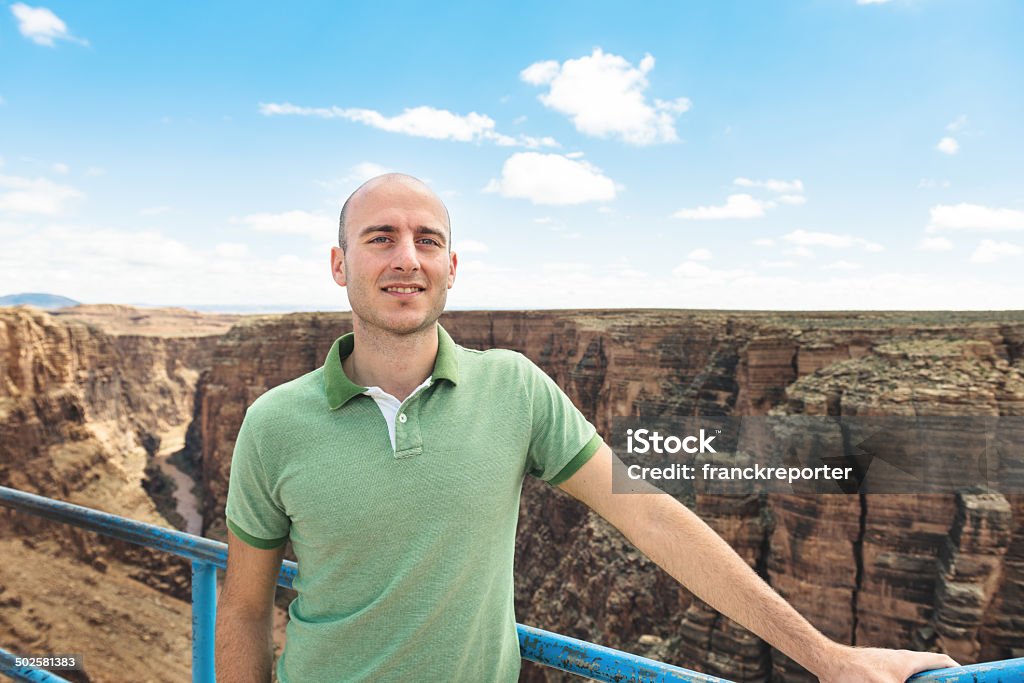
left=324, top=323, right=460, bottom=410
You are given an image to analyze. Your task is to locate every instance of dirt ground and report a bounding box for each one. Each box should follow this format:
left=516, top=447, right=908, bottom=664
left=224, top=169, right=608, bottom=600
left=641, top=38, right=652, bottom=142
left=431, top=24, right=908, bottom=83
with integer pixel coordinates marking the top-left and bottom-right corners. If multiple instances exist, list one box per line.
left=0, top=535, right=289, bottom=681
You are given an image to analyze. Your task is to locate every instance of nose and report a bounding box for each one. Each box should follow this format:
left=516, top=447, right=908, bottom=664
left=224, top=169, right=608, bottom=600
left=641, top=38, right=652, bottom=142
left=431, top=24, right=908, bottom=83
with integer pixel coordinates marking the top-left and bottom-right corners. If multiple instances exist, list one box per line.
left=390, top=236, right=420, bottom=272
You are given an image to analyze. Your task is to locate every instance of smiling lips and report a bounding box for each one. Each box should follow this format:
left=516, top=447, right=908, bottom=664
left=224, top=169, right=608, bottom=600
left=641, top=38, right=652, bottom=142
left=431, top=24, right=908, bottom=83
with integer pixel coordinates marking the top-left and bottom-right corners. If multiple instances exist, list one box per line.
left=382, top=285, right=425, bottom=294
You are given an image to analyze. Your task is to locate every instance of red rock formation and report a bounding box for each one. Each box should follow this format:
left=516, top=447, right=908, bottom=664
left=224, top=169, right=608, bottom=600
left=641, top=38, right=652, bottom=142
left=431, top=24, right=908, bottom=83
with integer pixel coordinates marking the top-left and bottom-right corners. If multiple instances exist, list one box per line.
left=5, top=307, right=1024, bottom=682
left=190, top=310, right=1024, bottom=681
left=0, top=306, right=228, bottom=681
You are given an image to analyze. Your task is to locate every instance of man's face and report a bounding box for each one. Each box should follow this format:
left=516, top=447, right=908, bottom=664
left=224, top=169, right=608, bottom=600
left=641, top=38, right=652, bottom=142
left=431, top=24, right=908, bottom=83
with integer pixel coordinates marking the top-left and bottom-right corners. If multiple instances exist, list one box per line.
left=330, top=179, right=457, bottom=337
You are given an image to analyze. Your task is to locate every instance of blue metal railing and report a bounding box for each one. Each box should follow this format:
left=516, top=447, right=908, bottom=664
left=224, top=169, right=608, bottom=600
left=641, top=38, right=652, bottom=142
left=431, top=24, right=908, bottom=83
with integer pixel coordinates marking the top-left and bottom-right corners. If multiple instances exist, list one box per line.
left=1, top=485, right=1022, bottom=683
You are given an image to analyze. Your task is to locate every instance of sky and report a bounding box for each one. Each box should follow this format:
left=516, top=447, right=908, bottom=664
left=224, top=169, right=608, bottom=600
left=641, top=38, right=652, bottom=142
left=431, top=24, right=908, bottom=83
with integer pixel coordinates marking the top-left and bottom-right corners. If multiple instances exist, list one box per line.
left=1, top=0, right=1022, bottom=311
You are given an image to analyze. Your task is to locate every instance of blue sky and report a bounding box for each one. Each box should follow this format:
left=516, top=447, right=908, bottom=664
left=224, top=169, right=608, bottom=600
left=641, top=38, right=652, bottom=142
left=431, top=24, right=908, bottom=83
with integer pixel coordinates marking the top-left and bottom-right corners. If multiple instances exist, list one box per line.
left=1, top=1, right=1022, bottom=310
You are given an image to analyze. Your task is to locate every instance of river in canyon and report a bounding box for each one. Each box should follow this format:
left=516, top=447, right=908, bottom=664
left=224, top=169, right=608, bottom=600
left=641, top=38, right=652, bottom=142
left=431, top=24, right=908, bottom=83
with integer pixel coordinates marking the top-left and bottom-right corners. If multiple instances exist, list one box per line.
left=154, top=424, right=203, bottom=536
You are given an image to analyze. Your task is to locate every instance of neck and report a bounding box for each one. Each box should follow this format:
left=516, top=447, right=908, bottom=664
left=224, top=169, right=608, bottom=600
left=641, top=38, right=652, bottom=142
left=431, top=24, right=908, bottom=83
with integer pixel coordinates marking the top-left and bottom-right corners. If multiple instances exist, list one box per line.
left=343, top=321, right=439, bottom=401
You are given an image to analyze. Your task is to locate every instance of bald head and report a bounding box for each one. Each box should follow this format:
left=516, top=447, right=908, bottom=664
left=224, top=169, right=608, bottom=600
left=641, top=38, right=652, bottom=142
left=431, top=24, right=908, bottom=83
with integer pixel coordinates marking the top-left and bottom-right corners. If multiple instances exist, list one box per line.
left=338, top=173, right=451, bottom=251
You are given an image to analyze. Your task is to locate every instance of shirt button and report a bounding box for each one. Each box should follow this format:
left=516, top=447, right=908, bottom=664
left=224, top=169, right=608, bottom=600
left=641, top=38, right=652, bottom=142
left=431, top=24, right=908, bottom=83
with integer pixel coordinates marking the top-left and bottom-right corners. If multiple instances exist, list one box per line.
left=398, top=413, right=407, bottom=423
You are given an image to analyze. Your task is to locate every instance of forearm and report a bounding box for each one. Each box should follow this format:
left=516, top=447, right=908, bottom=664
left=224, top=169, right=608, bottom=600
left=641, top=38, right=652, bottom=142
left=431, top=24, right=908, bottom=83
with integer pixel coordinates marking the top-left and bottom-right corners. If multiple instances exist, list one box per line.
left=215, top=605, right=275, bottom=683
left=621, top=493, right=838, bottom=678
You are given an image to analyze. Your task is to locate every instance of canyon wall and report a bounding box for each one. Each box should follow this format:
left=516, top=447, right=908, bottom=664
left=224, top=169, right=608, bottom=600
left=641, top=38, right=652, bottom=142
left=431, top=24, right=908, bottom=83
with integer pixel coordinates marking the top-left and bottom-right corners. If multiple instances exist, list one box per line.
left=192, top=310, right=1024, bottom=681
left=0, top=306, right=230, bottom=681
left=3, top=307, right=1022, bottom=681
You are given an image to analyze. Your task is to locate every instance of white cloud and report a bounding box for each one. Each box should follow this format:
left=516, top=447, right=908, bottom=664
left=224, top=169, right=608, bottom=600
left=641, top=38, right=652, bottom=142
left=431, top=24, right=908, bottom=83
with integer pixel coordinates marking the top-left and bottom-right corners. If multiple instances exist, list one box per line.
left=483, top=152, right=617, bottom=205
left=449, top=259, right=1024, bottom=310
left=733, top=177, right=804, bottom=194
left=0, top=174, right=84, bottom=214
left=260, top=102, right=556, bottom=148
left=946, top=115, right=968, bottom=133
left=673, top=194, right=767, bottom=220
left=8, top=224, right=1022, bottom=311
left=672, top=260, right=754, bottom=282
left=918, top=237, right=953, bottom=251
left=760, top=260, right=796, bottom=269
left=85, top=166, right=105, bottom=177
left=927, top=203, right=1024, bottom=232
left=237, top=210, right=335, bottom=241
left=520, top=48, right=690, bottom=145
left=820, top=260, right=862, bottom=271
left=857, top=0, right=894, bottom=4
left=521, top=60, right=561, bottom=86
left=447, top=250, right=1024, bottom=309
left=675, top=178, right=806, bottom=220
left=52, top=162, right=69, bottom=175
left=10, top=3, right=87, bottom=47
left=456, top=239, right=489, bottom=254
left=786, top=246, right=815, bottom=259
left=778, top=194, right=807, bottom=206
left=686, top=248, right=712, bottom=261
left=520, top=135, right=560, bottom=149
left=672, top=261, right=713, bottom=279
left=918, top=178, right=950, bottom=189
left=213, top=243, right=250, bottom=259
left=753, top=238, right=775, bottom=247
left=598, top=206, right=612, bottom=214
left=970, top=239, right=1022, bottom=264
left=0, top=224, right=338, bottom=308
left=782, top=229, right=883, bottom=252
left=937, top=137, right=959, bottom=155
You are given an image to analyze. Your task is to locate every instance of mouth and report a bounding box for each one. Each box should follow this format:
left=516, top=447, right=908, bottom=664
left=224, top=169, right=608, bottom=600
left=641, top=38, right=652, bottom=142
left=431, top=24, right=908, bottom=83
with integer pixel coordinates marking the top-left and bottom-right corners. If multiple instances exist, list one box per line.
left=382, top=285, right=426, bottom=295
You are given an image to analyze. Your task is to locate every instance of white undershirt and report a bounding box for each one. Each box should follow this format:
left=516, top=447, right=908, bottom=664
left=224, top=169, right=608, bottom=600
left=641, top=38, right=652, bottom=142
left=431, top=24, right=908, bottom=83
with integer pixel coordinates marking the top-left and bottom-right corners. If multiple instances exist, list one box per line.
left=362, top=376, right=433, bottom=451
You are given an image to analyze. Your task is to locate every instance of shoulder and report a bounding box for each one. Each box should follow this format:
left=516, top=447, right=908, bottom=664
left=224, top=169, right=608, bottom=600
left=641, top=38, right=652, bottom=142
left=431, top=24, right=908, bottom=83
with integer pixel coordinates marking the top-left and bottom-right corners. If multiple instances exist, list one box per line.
left=452, top=344, right=542, bottom=381
left=244, top=367, right=325, bottom=428
left=449, top=345, right=561, bottom=407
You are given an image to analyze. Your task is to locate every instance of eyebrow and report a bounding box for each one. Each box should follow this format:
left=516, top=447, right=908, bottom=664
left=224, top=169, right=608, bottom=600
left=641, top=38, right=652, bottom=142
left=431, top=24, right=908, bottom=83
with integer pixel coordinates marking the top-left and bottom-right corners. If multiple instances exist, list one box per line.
left=358, top=224, right=448, bottom=244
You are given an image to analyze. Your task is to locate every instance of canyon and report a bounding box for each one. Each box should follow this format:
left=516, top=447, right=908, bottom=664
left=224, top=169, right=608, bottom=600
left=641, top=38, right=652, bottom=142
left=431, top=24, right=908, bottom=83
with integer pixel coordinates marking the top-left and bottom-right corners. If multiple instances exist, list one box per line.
left=1, top=305, right=1022, bottom=681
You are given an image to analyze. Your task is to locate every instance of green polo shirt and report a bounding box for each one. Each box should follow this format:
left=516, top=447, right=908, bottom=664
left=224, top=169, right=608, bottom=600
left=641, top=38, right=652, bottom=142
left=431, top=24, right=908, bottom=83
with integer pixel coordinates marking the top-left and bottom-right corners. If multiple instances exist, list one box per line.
left=225, top=325, right=602, bottom=682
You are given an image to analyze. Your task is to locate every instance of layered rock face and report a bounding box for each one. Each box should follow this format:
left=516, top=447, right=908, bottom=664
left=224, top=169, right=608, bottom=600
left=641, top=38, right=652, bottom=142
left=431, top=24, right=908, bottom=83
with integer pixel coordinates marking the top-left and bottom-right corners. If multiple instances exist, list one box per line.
left=771, top=336, right=1024, bottom=681
left=5, top=307, right=1023, bottom=682
left=0, top=306, right=230, bottom=682
left=193, top=310, right=1024, bottom=682
left=1, top=306, right=224, bottom=514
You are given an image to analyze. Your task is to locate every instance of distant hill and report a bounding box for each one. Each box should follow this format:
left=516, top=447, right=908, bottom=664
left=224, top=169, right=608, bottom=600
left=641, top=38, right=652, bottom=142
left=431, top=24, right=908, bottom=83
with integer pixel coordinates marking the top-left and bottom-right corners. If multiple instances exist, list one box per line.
left=0, top=293, right=81, bottom=309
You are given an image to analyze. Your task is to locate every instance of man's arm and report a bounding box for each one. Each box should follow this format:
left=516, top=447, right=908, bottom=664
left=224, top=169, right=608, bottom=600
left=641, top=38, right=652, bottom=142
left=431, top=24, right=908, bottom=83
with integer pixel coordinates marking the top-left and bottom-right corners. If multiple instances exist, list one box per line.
left=558, top=444, right=958, bottom=683
left=215, top=529, right=287, bottom=683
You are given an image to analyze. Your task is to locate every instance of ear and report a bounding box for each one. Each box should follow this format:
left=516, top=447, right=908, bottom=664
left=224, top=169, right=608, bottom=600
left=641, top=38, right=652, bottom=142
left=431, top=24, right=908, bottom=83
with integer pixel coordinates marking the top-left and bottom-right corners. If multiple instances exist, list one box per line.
left=330, top=246, right=347, bottom=287
left=447, top=251, right=458, bottom=289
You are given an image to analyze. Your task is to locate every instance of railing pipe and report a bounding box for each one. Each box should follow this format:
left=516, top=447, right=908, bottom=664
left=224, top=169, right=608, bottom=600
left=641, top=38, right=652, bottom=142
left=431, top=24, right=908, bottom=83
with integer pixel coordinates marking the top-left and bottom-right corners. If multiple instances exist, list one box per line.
left=518, top=624, right=731, bottom=683
left=0, top=649, right=71, bottom=682
left=191, top=561, right=217, bottom=683
left=909, top=656, right=1024, bottom=682
left=3, top=485, right=1024, bottom=683
left=0, top=486, right=296, bottom=587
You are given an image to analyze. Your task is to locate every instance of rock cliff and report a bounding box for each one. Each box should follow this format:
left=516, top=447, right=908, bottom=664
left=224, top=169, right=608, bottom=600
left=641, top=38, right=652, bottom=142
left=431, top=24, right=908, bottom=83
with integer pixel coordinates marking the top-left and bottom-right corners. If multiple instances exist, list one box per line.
left=3, top=307, right=1024, bottom=682
left=0, top=306, right=232, bottom=681
left=191, top=310, right=1024, bottom=681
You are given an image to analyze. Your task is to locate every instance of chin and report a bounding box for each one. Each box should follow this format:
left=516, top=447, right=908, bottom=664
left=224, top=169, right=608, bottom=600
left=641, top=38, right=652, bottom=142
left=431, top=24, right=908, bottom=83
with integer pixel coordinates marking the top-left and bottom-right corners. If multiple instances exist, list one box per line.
left=377, top=314, right=435, bottom=336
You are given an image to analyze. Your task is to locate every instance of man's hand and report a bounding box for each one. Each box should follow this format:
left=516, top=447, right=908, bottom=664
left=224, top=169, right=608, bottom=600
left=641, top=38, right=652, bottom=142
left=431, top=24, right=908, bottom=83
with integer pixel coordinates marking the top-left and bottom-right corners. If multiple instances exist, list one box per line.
left=818, top=645, right=959, bottom=682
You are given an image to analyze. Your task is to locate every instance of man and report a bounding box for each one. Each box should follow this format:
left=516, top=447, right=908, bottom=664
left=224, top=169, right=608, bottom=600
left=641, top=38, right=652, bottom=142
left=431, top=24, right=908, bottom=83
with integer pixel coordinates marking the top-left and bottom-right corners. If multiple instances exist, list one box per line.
left=215, top=173, right=958, bottom=682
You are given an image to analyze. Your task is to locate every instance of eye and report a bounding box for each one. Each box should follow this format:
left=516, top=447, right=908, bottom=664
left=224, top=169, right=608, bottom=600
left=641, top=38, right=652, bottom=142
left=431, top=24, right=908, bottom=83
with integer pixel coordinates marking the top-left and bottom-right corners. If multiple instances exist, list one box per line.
left=418, top=238, right=440, bottom=246
left=369, top=235, right=390, bottom=244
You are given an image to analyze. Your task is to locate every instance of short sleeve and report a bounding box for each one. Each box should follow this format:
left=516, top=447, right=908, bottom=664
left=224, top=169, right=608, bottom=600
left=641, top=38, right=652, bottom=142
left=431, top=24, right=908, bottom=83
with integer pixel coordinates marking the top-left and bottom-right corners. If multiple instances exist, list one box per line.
left=523, top=358, right=603, bottom=485
left=225, top=410, right=290, bottom=549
